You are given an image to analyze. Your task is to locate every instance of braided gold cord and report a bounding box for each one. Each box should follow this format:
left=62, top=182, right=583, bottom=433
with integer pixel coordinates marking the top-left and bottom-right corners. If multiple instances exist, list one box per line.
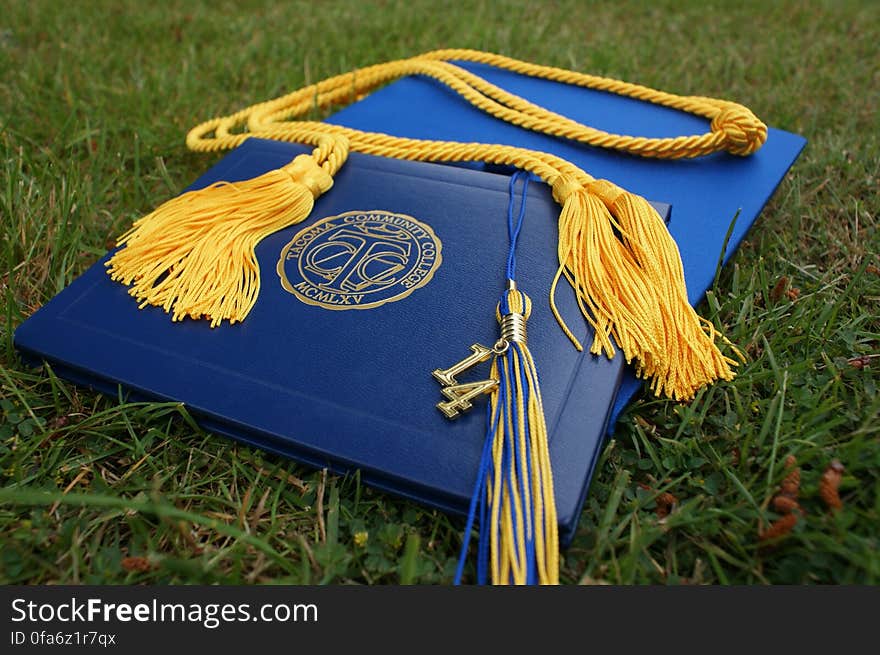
left=187, top=49, right=767, bottom=163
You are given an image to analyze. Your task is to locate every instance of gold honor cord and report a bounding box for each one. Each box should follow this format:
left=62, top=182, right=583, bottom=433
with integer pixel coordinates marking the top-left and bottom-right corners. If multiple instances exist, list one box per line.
left=107, top=49, right=764, bottom=402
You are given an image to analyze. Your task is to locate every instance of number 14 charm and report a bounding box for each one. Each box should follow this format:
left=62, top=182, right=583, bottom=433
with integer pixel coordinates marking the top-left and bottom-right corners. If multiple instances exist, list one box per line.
left=432, top=342, right=507, bottom=418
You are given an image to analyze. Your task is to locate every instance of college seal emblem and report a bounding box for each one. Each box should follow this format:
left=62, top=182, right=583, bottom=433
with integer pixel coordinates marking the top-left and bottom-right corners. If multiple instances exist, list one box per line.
left=277, top=210, right=443, bottom=310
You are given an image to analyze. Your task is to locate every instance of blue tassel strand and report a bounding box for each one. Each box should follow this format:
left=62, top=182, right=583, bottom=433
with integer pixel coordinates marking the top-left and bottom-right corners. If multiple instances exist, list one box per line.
left=455, top=172, right=559, bottom=585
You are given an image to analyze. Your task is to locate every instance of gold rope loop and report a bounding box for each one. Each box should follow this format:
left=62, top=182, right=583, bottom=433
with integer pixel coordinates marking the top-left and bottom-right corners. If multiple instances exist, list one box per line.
left=186, top=50, right=767, bottom=163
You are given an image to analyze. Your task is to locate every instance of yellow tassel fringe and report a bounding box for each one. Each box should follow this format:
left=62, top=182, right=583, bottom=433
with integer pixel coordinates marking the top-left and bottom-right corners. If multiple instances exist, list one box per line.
left=550, top=178, right=743, bottom=400
left=107, top=152, right=337, bottom=327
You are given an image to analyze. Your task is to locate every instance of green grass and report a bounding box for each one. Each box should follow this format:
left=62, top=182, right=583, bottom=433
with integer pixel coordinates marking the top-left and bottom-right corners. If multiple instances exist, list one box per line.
left=1, top=0, right=878, bottom=584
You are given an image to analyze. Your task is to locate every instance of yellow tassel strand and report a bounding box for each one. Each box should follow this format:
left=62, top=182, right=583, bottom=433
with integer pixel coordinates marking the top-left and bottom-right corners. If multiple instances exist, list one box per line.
left=109, top=50, right=766, bottom=401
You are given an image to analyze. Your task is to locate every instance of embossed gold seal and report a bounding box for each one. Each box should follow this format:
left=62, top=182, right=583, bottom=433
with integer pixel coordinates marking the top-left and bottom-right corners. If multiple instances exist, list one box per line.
left=277, top=210, right=443, bottom=310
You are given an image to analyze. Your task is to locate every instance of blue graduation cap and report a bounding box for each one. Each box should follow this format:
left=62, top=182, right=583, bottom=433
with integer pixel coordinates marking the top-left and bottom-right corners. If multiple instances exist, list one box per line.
left=14, top=51, right=805, bottom=584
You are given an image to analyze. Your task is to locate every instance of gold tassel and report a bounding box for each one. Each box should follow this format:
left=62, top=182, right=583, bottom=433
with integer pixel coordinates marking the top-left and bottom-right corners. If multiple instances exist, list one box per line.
left=106, top=153, right=335, bottom=327
left=550, top=177, right=743, bottom=401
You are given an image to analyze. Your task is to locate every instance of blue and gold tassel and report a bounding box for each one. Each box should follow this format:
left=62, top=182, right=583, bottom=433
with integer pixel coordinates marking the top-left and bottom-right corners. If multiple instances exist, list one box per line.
left=451, top=172, right=558, bottom=585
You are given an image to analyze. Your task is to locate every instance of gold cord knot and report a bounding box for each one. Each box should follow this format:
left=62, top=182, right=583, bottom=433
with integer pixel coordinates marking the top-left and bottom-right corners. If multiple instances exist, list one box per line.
left=551, top=176, right=585, bottom=204
left=585, top=179, right=625, bottom=206
left=710, top=104, right=768, bottom=156
left=281, top=154, right=334, bottom=198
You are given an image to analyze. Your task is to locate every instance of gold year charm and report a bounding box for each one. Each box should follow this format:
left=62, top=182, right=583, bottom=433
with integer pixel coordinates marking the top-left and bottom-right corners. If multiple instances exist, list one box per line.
left=432, top=342, right=506, bottom=419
